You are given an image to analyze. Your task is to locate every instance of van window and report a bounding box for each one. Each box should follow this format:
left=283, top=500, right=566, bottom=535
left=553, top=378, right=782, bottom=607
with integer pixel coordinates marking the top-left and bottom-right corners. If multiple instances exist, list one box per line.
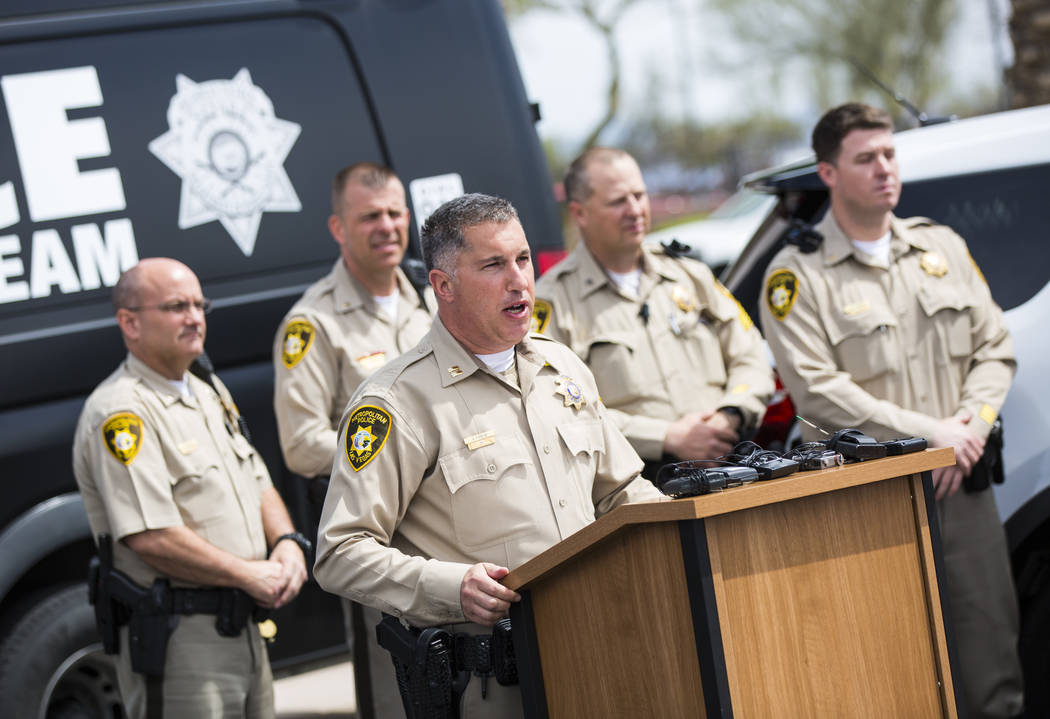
left=896, top=163, right=1050, bottom=312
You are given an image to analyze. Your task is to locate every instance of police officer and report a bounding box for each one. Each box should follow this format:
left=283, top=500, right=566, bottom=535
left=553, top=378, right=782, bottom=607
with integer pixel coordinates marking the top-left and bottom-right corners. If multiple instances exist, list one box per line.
left=760, top=103, right=1023, bottom=718
left=535, top=148, right=773, bottom=476
left=314, top=194, right=664, bottom=719
left=73, top=258, right=307, bottom=718
left=273, top=163, right=433, bottom=718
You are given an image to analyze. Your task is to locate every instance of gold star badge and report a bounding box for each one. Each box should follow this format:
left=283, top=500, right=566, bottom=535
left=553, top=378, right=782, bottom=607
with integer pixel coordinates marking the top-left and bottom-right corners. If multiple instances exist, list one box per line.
left=258, top=619, right=277, bottom=643
left=554, top=376, right=586, bottom=411
left=672, top=285, right=696, bottom=313
left=920, top=252, right=948, bottom=277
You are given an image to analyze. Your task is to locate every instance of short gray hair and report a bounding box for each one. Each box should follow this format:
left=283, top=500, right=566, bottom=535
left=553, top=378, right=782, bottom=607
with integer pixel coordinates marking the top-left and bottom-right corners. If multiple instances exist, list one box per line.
left=421, top=193, right=519, bottom=274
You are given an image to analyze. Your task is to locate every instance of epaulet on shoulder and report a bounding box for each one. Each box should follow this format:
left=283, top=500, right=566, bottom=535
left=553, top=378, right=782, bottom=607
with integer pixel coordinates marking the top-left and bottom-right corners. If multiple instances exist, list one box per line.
left=902, top=216, right=939, bottom=229
left=652, top=238, right=693, bottom=258
left=528, top=331, right=556, bottom=343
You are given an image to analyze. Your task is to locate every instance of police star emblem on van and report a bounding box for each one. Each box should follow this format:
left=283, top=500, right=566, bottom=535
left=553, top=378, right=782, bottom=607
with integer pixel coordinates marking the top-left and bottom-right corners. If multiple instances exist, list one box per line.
left=149, top=68, right=301, bottom=256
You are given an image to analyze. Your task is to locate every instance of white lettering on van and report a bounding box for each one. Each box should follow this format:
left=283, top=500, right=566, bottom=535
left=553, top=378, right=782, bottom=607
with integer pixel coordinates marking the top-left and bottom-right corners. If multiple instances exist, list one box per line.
left=30, top=229, right=81, bottom=298
left=72, top=219, right=138, bottom=291
left=0, top=235, right=29, bottom=303
left=1, top=66, right=126, bottom=223
left=0, top=181, right=18, bottom=230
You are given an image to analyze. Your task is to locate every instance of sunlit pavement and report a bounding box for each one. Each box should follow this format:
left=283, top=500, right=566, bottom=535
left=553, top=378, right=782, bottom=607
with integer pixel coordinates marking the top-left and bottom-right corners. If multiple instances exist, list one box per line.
left=275, top=660, right=356, bottom=718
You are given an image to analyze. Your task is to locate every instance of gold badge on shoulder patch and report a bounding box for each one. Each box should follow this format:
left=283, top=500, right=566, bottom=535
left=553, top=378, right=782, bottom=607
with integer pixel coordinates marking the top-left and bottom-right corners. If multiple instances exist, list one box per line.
left=281, top=319, right=315, bottom=369
left=102, top=412, right=143, bottom=465
left=531, top=299, right=552, bottom=334
left=766, top=269, right=798, bottom=321
left=554, top=376, right=586, bottom=411
left=345, top=405, right=392, bottom=471
left=920, top=252, right=948, bottom=278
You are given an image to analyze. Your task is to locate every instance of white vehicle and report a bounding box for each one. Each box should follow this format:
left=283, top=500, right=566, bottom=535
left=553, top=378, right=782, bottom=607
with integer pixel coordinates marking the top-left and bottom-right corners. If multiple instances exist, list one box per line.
left=724, top=103, right=1050, bottom=706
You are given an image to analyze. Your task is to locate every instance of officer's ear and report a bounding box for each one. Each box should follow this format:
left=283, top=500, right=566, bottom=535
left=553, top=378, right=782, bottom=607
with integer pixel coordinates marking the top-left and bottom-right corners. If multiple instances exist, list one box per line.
left=816, top=161, right=837, bottom=190
left=567, top=199, right=587, bottom=228
left=328, top=214, right=345, bottom=246
left=116, top=308, right=140, bottom=341
left=429, top=268, right=455, bottom=303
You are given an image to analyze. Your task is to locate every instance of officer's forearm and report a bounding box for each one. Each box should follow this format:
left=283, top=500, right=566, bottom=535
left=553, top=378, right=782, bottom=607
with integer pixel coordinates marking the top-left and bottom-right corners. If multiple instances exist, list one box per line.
left=123, top=525, right=262, bottom=590
left=260, top=486, right=296, bottom=548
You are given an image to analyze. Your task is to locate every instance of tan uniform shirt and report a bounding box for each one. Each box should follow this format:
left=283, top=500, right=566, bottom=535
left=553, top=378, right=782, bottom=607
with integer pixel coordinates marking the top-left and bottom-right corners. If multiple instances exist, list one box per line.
left=535, top=243, right=774, bottom=459
left=274, top=260, right=434, bottom=477
left=760, top=213, right=1015, bottom=442
left=314, top=318, right=663, bottom=627
left=73, top=353, right=272, bottom=587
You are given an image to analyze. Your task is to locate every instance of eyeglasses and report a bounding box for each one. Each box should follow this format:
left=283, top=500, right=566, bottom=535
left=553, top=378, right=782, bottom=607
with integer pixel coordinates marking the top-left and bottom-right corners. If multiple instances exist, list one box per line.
left=124, top=298, right=212, bottom=315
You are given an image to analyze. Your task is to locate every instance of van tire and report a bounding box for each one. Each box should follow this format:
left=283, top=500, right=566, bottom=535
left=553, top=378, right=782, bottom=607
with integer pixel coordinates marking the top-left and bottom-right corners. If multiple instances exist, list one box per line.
left=0, top=584, right=122, bottom=719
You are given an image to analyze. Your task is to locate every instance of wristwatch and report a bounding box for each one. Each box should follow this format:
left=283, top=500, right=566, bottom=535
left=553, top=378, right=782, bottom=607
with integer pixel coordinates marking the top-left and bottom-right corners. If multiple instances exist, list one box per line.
left=270, top=531, right=312, bottom=558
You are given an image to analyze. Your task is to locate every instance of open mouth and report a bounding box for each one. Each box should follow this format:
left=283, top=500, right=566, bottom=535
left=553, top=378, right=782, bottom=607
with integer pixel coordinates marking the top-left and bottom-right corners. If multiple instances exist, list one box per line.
left=504, top=302, right=530, bottom=317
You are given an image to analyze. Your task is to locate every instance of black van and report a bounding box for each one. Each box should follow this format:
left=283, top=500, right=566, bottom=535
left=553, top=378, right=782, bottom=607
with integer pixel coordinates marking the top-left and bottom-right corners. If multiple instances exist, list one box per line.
left=0, top=1, right=562, bottom=716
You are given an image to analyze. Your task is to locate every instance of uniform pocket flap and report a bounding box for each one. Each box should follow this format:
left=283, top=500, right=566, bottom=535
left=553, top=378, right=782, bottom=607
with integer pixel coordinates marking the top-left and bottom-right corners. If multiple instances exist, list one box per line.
left=825, top=306, right=898, bottom=346
left=438, top=435, right=534, bottom=495
left=556, top=419, right=605, bottom=457
left=917, top=286, right=973, bottom=316
left=586, top=331, right=637, bottom=353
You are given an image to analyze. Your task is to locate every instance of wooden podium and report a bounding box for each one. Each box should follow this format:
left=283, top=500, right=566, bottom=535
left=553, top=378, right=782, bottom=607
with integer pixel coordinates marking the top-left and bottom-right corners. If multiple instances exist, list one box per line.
left=504, top=448, right=959, bottom=718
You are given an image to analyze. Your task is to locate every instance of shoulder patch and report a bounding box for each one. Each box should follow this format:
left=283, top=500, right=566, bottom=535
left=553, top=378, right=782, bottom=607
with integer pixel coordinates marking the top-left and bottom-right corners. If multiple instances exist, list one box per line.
left=102, top=412, right=143, bottom=465
left=281, top=319, right=315, bottom=369
left=344, top=405, right=392, bottom=471
left=765, top=269, right=798, bottom=321
left=531, top=299, right=552, bottom=334
left=715, top=280, right=755, bottom=331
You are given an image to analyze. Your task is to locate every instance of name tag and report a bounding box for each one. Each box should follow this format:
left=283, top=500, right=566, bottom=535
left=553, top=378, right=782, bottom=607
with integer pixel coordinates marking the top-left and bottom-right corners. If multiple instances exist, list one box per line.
left=177, top=439, right=198, bottom=455
left=463, top=431, right=495, bottom=451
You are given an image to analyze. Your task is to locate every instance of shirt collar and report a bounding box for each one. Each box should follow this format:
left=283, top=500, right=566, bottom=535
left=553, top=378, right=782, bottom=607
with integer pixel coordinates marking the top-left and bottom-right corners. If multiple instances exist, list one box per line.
left=125, top=353, right=197, bottom=408
left=817, top=211, right=925, bottom=266
left=331, top=260, right=421, bottom=316
left=574, top=242, right=677, bottom=299
left=428, top=317, right=570, bottom=388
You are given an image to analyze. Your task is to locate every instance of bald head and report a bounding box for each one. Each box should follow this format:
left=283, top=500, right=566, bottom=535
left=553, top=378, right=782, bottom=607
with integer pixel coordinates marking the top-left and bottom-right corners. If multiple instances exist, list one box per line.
left=114, top=258, right=207, bottom=380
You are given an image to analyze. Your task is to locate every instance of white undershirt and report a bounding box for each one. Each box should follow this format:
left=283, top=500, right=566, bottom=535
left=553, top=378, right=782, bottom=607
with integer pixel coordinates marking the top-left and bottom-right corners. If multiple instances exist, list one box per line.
left=373, top=293, right=399, bottom=323
left=607, top=268, right=642, bottom=298
left=851, top=231, right=892, bottom=265
left=476, top=348, right=516, bottom=373
left=169, top=375, right=194, bottom=401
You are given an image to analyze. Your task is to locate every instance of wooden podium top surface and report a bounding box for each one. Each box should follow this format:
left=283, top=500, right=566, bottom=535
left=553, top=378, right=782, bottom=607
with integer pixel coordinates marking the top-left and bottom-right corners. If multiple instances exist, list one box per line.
left=504, top=447, right=954, bottom=591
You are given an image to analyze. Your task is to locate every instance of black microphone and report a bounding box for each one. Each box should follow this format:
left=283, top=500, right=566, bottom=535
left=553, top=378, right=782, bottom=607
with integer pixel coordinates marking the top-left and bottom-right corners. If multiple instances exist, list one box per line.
left=639, top=303, right=649, bottom=324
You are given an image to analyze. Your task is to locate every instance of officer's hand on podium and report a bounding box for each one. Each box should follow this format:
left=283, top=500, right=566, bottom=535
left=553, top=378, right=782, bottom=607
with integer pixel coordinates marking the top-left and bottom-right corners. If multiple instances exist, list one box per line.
left=460, top=563, right=521, bottom=627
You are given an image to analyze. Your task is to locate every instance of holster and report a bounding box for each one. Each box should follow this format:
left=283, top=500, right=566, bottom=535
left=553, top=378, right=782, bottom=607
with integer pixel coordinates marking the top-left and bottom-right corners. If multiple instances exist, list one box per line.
left=376, top=615, right=457, bottom=719
left=127, top=580, right=178, bottom=677
left=215, top=586, right=257, bottom=637
left=965, top=417, right=1005, bottom=493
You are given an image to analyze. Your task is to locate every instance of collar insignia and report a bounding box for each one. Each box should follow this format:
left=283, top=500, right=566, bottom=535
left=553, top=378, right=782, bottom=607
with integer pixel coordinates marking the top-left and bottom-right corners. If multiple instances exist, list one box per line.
left=554, top=375, right=586, bottom=411
left=448, top=365, right=464, bottom=378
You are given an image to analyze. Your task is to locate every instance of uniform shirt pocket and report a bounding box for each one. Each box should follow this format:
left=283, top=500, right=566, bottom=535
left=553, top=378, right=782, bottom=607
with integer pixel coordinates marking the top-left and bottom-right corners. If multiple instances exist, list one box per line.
left=438, top=435, right=536, bottom=549
left=826, top=308, right=899, bottom=383
left=917, top=286, right=974, bottom=360
left=585, top=331, right=642, bottom=405
left=169, top=450, right=228, bottom=527
left=557, top=419, right=606, bottom=504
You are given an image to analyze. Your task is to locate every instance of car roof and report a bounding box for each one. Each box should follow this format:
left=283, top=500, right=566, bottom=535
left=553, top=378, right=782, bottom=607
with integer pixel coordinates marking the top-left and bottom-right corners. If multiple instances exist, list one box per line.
left=742, top=103, right=1050, bottom=192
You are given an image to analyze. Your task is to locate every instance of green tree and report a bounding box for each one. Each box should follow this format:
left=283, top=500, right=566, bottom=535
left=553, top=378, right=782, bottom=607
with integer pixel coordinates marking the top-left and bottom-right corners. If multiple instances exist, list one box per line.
left=708, top=0, right=955, bottom=118
left=1006, top=0, right=1050, bottom=108
left=504, top=0, right=644, bottom=148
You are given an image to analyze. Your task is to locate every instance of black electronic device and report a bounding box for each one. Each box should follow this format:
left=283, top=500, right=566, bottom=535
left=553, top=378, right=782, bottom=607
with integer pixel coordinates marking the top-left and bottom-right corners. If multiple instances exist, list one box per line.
left=722, top=441, right=800, bottom=480
left=883, top=437, right=928, bottom=455
left=826, top=428, right=887, bottom=460
left=656, top=463, right=759, bottom=498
